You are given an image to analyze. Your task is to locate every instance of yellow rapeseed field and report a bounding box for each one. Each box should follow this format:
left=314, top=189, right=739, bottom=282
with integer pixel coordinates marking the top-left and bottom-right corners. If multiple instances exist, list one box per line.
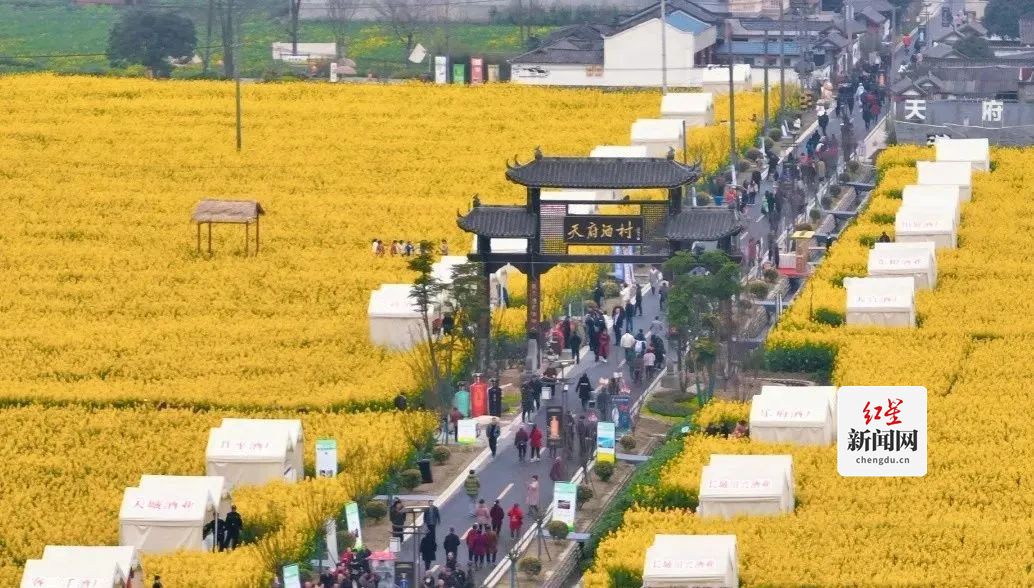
left=586, top=147, right=1034, bottom=586
left=0, top=404, right=435, bottom=586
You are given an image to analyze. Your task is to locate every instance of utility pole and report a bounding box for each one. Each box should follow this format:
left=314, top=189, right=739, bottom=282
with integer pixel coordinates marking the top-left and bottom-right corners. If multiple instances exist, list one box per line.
left=203, top=0, right=214, bottom=76
left=660, top=0, right=668, bottom=93
left=231, top=0, right=242, bottom=152
left=778, top=0, right=786, bottom=120
left=843, top=1, right=851, bottom=83
left=727, top=21, right=737, bottom=171
left=763, top=30, right=770, bottom=134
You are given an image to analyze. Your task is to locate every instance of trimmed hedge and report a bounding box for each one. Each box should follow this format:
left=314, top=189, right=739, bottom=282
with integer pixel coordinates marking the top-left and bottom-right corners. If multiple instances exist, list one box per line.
left=764, top=341, right=836, bottom=380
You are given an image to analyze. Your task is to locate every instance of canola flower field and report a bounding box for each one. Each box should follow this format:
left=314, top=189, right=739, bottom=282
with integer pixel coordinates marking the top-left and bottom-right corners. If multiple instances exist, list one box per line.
left=585, top=146, right=1034, bottom=586
left=0, top=75, right=774, bottom=586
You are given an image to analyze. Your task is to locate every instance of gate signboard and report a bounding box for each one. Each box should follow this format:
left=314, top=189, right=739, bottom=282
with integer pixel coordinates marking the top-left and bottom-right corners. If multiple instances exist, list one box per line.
left=563, top=215, right=643, bottom=245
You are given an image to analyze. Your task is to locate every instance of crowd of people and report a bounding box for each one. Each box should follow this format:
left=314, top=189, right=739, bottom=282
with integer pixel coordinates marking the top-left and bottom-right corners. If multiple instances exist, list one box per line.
left=370, top=238, right=449, bottom=257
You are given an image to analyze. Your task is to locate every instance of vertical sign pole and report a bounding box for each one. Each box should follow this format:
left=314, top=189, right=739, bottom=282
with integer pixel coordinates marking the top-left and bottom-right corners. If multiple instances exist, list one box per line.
left=763, top=30, right=770, bottom=134
left=779, top=0, right=786, bottom=119
left=660, top=0, right=668, bottom=93
left=727, top=22, right=737, bottom=173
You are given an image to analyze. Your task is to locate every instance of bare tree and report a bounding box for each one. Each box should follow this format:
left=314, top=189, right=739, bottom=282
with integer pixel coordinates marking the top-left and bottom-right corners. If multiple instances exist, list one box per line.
left=327, top=0, right=360, bottom=58
left=289, top=0, right=303, bottom=55
left=374, top=0, right=427, bottom=57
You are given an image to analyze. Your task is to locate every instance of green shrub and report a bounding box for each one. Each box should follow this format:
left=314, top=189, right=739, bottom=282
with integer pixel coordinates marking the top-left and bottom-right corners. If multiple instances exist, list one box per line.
left=764, top=137, right=775, bottom=150
left=764, top=341, right=836, bottom=377
left=813, top=307, right=845, bottom=327
left=399, top=468, right=422, bottom=490
left=745, top=147, right=763, bottom=161
left=546, top=520, right=570, bottom=540
left=795, top=223, right=814, bottom=231
left=619, top=435, right=637, bottom=451
left=602, top=282, right=621, bottom=297
left=847, top=160, right=860, bottom=173
left=838, top=172, right=851, bottom=183
left=364, top=501, right=388, bottom=522
left=859, top=235, right=876, bottom=247
left=821, top=195, right=833, bottom=209
left=610, top=569, right=644, bottom=588
left=696, top=192, right=713, bottom=205
left=647, top=397, right=693, bottom=417
left=809, top=208, right=821, bottom=221
left=763, top=267, right=779, bottom=283
left=872, top=212, right=895, bottom=224
left=886, top=187, right=903, bottom=199
left=431, top=445, right=450, bottom=465
left=768, top=128, right=782, bottom=141
left=595, top=461, right=616, bottom=482
left=747, top=280, right=770, bottom=299
left=577, top=484, right=594, bottom=507
left=829, top=185, right=842, bottom=197
left=518, top=557, right=543, bottom=578
left=736, top=159, right=752, bottom=172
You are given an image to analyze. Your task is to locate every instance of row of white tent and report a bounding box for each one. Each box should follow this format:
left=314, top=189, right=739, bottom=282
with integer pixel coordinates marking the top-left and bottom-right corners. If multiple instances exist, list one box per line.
left=21, top=419, right=308, bottom=585
left=845, top=138, right=987, bottom=328
left=369, top=92, right=718, bottom=349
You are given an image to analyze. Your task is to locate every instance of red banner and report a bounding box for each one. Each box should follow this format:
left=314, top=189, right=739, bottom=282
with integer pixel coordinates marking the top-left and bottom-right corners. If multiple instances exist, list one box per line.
left=470, top=57, right=484, bottom=85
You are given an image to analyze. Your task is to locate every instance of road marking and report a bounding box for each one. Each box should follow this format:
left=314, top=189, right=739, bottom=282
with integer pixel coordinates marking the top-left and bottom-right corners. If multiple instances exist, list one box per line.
left=496, top=483, right=513, bottom=501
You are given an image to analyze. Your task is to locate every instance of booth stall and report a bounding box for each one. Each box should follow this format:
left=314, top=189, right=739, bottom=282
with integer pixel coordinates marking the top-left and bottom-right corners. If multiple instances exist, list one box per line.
left=41, top=546, right=142, bottom=588
left=220, top=418, right=304, bottom=477
left=843, top=276, right=916, bottom=327
left=660, top=92, right=715, bottom=127
left=697, top=454, right=795, bottom=519
left=21, top=559, right=124, bottom=588
left=206, top=427, right=295, bottom=489
left=760, top=385, right=837, bottom=422
left=119, top=486, right=215, bottom=554
left=368, top=284, right=425, bottom=350
left=642, top=534, right=738, bottom=588
left=915, top=161, right=972, bottom=202
left=750, top=389, right=835, bottom=445
left=630, top=119, right=685, bottom=158
left=868, top=241, right=938, bottom=289
left=895, top=205, right=957, bottom=249
left=901, top=185, right=960, bottom=226
left=934, top=137, right=990, bottom=172
left=138, top=475, right=231, bottom=517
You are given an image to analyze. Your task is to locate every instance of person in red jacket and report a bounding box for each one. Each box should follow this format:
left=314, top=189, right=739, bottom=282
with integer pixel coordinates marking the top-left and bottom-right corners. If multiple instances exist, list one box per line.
left=597, top=330, right=611, bottom=363
left=472, top=525, right=488, bottom=569
left=529, top=424, right=544, bottom=462
left=489, top=499, right=505, bottom=534
left=507, top=504, right=524, bottom=538
left=465, top=524, right=480, bottom=563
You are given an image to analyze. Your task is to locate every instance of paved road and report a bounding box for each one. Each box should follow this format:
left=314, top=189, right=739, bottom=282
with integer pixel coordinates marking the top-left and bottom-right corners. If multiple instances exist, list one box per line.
left=401, top=286, right=667, bottom=579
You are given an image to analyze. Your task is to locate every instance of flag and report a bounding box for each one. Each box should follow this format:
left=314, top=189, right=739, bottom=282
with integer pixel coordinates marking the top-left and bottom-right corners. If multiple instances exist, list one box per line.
left=408, top=43, right=427, bottom=64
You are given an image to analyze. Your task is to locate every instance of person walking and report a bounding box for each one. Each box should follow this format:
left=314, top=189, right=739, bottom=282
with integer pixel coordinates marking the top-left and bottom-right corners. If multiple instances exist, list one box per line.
left=484, top=526, right=499, bottom=564
left=520, top=380, right=535, bottom=423
left=549, top=456, right=567, bottom=482
left=390, top=498, right=406, bottom=541
left=420, top=532, right=437, bottom=572
left=514, top=425, right=529, bottom=462
left=485, top=418, right=500, bottom=457
left=472, top=525, right=488, bottom=569
left=592, top=282, right=604, bottom=307
left=529, top=424, right=543, bottom=462
left=611, top=306, right=624, bottom=342
left=222, top=505, right=243, bottom=551
left=576, top=373, right=592, bottom=410
left=526, top=475, right=541, bottom=519
left=425, top=500, right=441, bottom=540
left=449, top=406, right=462, bottom=443
left=463, top=470, right=480, bottom=516
left=475, top=499, right=491, bottom=527
left=568, top=328, right=582, bottom=364
left=624, top=298, right=636, bottom=332
left=489, top=499, right=505, bottom=534
left=465, top=524, right=479, bottom=564
left=649, top=265, right=661, bottom=294
left=597, top=330, right=611, bottom=363
left=817, top=107, right=829, bottom=136
left=152, top=576, right=163, bottom=588
left=620, top=330, right=636, bottom=366
left=443, top=528, right=461, bottom=561
left=658, top=281, right=669, bottom=310
left=507, top=503, right=524, bottom=538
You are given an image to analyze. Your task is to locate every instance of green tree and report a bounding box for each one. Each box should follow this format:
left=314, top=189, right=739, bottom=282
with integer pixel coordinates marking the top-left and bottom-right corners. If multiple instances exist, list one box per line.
left=984, top=0, right=1034, bottom=38
left=407, top=242, right=449, bottom=417
left=663, top=251, right=742, bottom=404
left=107, top=10, right=197, bottom=78
left=449, top=262, right=492, bottom=372
left=953, top=35, right=995, bottom=59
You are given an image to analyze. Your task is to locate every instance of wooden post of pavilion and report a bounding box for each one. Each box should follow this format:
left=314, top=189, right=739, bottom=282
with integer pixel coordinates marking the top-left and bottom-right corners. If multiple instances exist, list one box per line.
left=191, top=199, right=265, bottom=256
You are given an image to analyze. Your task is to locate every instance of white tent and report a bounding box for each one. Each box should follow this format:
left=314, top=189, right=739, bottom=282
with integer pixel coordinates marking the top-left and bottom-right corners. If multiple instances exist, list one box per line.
left=698, top=454, right=794, bottom=519
left=542, top=190, right=600, bottom=213
left=469, top=235, right=527, bottom=255
left=843, top=276, right=916, bottom=327
left=41, top=546, right=141, bottom=588
left=660, top=92, right=715, bottom=127
left=934, top=137, right=990, bottom=171
left=701, top=64, right=753, bottom=92
left=750, top=389, right=835, bottom=445
left=915, top=161, right=972, bottom=202
left=869, top=241, right=938, bottom=289
left=206, top=428, right=296, bottom=490
left=368, top=284, right=425, bottom=350
left=901, top=185, right=960, bottom=226
left=642, top=535, right=738, bottom=588
left=895, top=205, right=957, bottom=249
left=119, top=486, right=215, bottom=554
left=590, top=145, right=649, bottom=158
left=760, top=385, right=837, bottom=421
left=138, top=475, right=231, bottom=518
left=430, top=255, right=469, bottom=285
left=630, top=119, right=684, bottom=158
left=21, top=559, right=124, bottom=588
left=221, top=418, right=304, bottom=477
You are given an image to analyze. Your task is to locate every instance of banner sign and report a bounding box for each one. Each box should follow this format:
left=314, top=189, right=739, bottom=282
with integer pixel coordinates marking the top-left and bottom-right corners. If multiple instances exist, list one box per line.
left=563, top=215, right=643, bottom=245
left=470, top=57, right=484, bottom=85
left=316, top=438, right=338, bottom=478
left=457, top=419, right=478, bottom=445
left=452, top=63, right=466, bottom=84
left=434, top=56, right=448, bottom=84
left=487, top=64, right=500, bottom=82
left=551, top=482, right=578, bottom=530
left=329, top=62, right=339, bottom=83
left=597, top=421, right=615, bottom=463
left=546, top=406, right=563, bottom=443
left=344, top=501, right=363, bottom=547
left=613, top=394, right=632, bottom=434
left=283, top=564, right=301, bottom=588
left=325, top=518, right=338, bottom=564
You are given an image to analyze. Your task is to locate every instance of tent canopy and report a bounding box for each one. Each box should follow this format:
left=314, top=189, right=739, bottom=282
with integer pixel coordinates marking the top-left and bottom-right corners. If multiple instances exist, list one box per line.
left=660, top=92, right=715, bottom=116
left=642, top=534, right=737, bottom=588
left=844, top=276, right=915, bottom=312
left=138, top=475, right=229, bottom=511
left=220, top=418, right=303, bottom=446
left=368, top=284, right=421, bottom=319
left=119, top=486, right=213, bottom=525
left=42, top=545, right=139, bottom=583
left=868, top=242, right=937, bottom=288
left=934, top=137, right=990, bottom=170
left=916, top=160, right=972, bottom=187
left=700, top=457, right=792, bottom=501
left=206, top=427, right=290, bottom=463
left=750, top=392, right=829, bottom=427
left=760, top=385, right=837, bottom=418
left=21, top=559, right=122, bottom=588
left=901, top=185, right=960, bottom=224
left=590, top=145, right=649, bottom=158
left=895, top=205, right=957, bottom=248
left=631, top=118, right=685, bottom=142
left=430, top=255, right=469, bottom=285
